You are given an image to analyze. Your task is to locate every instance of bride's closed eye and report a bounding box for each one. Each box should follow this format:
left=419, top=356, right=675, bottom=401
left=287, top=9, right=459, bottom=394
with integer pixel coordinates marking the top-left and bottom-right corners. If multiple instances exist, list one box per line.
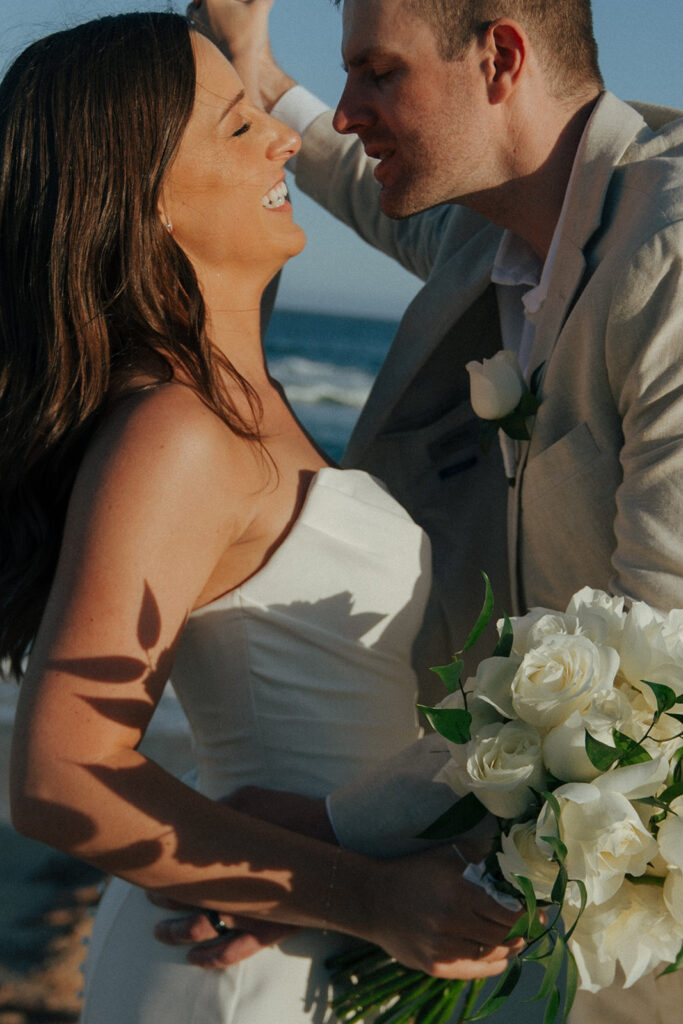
left=232, top=121, right=251, bottom=138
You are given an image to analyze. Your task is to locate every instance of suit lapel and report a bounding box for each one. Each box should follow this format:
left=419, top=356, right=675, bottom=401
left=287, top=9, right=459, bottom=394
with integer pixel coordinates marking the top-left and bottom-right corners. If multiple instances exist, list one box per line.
left=526, top=93, right=646, bottom=388
left=510, top=92, right=648, bottom=612
left=345, top=223, right=501, bottom=464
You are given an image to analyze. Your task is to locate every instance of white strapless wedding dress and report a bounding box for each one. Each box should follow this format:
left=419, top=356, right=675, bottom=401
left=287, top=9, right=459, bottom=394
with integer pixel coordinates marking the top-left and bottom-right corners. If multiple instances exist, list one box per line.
left=80, top=468, right=431, bottom=1024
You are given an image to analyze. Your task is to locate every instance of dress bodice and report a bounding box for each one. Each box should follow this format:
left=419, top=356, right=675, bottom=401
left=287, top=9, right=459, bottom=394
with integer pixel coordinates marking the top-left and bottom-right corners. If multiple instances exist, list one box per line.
left=170, top=468, right=431, bottom=800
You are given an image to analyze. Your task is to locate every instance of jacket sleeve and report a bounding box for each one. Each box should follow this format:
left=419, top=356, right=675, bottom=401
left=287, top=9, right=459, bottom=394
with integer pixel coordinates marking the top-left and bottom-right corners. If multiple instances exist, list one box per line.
left=326, top=734, right=455, bottom=856
left=607, top=219, right=683, bottom=611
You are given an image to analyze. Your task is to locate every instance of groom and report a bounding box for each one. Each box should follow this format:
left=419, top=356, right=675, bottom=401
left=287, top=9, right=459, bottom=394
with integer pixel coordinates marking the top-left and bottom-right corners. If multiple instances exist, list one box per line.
left=162, top=0, right=683, bottom=1018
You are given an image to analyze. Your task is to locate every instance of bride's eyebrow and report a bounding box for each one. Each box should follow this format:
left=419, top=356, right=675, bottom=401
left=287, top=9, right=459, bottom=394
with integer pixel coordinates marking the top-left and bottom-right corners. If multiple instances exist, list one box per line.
left=219, top=88, right=246, bottom=123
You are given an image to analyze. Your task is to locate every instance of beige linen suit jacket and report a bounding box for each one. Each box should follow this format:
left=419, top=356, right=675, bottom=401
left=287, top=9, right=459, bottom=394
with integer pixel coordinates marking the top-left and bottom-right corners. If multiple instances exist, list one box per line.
left=296, top=92, right=683, bottom=677
left=294, top=92, right=683, bottom=1021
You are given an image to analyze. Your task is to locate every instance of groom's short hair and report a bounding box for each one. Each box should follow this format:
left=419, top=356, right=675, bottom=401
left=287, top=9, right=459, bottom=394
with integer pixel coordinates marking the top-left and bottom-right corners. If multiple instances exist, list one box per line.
left=335, top=0, right=604, bottom=95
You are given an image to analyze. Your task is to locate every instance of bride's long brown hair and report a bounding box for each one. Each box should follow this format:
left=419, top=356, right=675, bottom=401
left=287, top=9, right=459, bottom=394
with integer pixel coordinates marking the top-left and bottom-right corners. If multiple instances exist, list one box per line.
left=0, top=12, right=261, bottom=678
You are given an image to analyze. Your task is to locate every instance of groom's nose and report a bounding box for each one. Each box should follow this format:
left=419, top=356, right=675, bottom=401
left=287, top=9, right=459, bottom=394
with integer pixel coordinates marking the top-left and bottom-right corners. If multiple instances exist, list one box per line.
left=333, top=79, right=375, bottom=136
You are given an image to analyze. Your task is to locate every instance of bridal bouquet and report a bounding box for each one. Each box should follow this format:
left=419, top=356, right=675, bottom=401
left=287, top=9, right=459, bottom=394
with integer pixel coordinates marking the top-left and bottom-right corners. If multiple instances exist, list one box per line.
left=328, top=581, right=683, bottom=1023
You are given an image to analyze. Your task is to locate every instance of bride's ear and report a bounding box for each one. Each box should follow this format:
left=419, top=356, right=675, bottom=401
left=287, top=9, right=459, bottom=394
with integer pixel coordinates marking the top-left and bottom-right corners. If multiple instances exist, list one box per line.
left=158, top=191, right=173, bottom=233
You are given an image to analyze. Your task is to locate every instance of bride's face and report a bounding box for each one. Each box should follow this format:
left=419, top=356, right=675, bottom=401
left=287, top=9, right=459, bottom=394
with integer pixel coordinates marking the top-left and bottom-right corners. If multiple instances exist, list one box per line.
left=161, top=32, right=305, bottom=281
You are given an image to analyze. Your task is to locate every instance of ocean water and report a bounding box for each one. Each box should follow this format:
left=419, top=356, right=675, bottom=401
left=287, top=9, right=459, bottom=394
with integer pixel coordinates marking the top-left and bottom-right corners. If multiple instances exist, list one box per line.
left=265, top=308, right=397, bottom=462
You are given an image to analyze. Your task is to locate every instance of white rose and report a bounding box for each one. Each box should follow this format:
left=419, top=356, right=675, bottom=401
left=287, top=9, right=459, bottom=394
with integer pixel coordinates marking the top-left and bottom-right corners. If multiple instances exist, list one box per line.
left=565, top=587, right=626, bottom=647
left=501, top=608, right=580, bottom=657
left=538, top=760, right=667, bottom=907
left=497, top=821, right=558, bottom=901
left=618, top=602, right=683, bottom=695
left=470, top=655, right=521, bottom=721
left=434, top=687, right=501, bottom=759
left=658, top=797, right=683, bottom=925
left=465, top=350, right=525, bottom=420
left=457, top=719, right=545, bottom=819
left=542, top=688, right=634, bottom=782
left=664, top=871, right=683, bottom=927
left=511, top=633, right=619, bottom=731
left=569, top=883, right=683, bottom=992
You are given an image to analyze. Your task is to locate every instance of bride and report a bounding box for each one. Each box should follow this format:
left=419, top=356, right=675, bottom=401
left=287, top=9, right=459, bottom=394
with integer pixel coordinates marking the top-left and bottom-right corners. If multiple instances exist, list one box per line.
left=2, top=12, right=518, bottom=1022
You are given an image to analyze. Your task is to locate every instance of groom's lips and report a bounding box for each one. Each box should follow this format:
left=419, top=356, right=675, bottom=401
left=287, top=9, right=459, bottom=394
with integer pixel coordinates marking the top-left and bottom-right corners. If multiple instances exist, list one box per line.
left=363, top=144, right=397, bottom=184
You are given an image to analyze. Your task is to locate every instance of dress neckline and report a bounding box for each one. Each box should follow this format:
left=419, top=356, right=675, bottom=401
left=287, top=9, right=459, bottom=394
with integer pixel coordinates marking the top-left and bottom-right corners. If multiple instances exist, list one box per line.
left=190, top=467, right=360, bottom=616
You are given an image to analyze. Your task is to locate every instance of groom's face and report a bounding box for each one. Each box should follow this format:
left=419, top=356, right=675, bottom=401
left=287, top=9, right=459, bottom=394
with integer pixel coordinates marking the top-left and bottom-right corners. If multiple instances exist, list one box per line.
left=333, top=0, right=493, bottom=219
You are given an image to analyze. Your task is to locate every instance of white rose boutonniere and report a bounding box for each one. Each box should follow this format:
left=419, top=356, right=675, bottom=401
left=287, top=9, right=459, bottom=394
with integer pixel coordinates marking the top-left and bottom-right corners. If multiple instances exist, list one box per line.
left=466, top=351, right=541, bottom=441
left=466, top=350, right=526, bottom=421
left=466, top=353, right=543, bottom=482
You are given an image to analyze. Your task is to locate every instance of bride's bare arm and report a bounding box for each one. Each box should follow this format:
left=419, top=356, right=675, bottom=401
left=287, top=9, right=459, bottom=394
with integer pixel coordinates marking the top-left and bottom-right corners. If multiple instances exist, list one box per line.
left=10, top=389, right=518, bottom=979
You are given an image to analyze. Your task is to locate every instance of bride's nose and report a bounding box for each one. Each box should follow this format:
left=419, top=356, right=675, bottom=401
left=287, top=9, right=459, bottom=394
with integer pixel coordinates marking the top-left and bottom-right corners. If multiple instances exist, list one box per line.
left=266, top=116, right=301, bottom=163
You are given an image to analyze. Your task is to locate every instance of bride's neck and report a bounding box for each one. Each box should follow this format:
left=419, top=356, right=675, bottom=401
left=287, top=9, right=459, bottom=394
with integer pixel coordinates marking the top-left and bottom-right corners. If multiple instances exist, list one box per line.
left=199, top=271, right=273, bottom=387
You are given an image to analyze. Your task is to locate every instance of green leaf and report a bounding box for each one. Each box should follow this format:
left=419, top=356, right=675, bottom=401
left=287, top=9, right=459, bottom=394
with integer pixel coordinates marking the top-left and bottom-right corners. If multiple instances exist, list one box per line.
left=561, top=949, right=579, bottom=1023
left=466, top=959, right=522, bottom=1020
left=499, top=413, right=531, bottom=441
left=532, top=937, right=566, bottom=1005
left=417, top=705, right=472, bottom=744
left=541, top=790, right=562, bottom=823
left=585, top=731, right=618, bottom=771
left=517, top=392, right=541, bottom=417
left=523, top=936, right=553, bottom=962
left=551, top=863, right=568, bottom=906
left=530, top=362, right=546, bottom=396
left=463, top=572, right=495, bottom=651
left=658, top=942, right=683, bottom=977
left=542, top=987, right=561, bottom=1024
left=417, top=793, right=488, bottom=840
left=563, top=880, right=588, bottom=943
left=540, top=833, right=568, bottom=866
left=658, top=780, right=683, bottom=807
left=505, top=912, right=532, bottom=942
left=641, top=679, right=677, bottom=720
left=430, top=658, right=464, bottom=694
left=493, top=615, right=514, bottom=658
left=613, top=729, right=652, bottom=765
left=512, top=874, right=546, bottom=941
left=626, top=873, right=665, bottom=888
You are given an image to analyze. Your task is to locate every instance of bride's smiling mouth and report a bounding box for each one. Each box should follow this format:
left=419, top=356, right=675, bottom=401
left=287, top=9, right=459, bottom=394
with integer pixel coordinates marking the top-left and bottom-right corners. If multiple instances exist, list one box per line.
left=262, top=180, right=290, bottom=210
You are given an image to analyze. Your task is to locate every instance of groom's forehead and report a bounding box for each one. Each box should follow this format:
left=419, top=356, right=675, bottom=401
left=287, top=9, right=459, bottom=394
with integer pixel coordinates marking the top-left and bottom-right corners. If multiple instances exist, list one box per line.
left=341, top=0, right=439, bottom=58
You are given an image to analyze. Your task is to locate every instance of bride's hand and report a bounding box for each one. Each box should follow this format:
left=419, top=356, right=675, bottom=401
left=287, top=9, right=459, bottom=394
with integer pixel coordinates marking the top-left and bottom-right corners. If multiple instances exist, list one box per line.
left=365, top=846, right=524, bottom=979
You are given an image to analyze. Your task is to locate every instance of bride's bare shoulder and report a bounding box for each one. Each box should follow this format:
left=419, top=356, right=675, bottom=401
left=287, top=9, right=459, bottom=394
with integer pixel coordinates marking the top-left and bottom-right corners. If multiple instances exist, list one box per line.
left=73, top=382, right=263, bottom=528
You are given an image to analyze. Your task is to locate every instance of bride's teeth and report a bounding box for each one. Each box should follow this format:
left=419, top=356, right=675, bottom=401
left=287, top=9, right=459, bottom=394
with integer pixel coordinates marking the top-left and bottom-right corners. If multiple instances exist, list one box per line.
left=262, top=181, right=289, bottom=209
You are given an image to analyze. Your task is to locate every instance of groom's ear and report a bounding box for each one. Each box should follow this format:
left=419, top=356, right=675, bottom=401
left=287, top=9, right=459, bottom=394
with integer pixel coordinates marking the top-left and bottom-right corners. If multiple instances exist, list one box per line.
left=480, top=19, right=528, bottom=105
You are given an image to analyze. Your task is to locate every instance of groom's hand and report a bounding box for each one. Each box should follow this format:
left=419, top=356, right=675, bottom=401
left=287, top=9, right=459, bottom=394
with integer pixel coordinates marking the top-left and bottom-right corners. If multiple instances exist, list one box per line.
left=151, top=786, right=336, bottom=967
left=187, top=0, right=295, bottom=110
left=151, top=895, right=298, bottom=968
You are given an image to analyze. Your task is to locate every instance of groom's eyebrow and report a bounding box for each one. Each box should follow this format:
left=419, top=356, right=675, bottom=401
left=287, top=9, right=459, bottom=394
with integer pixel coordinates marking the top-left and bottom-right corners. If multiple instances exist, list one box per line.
left=343, top=47, right=401, bottom=70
